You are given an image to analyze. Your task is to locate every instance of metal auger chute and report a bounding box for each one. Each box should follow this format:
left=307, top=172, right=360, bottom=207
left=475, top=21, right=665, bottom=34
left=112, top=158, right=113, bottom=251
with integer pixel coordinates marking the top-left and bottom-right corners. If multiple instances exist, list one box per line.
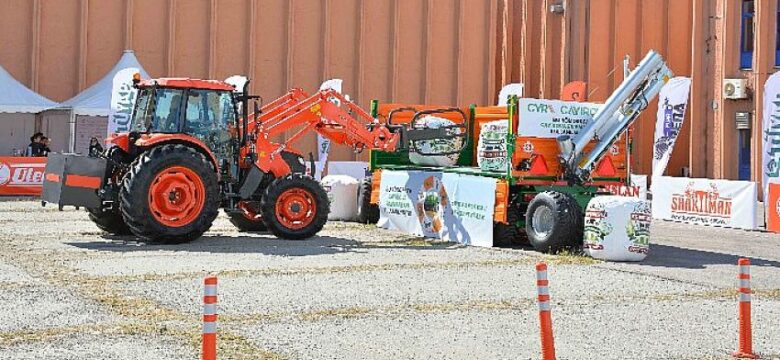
left=556, top=50, right=673, bottom=184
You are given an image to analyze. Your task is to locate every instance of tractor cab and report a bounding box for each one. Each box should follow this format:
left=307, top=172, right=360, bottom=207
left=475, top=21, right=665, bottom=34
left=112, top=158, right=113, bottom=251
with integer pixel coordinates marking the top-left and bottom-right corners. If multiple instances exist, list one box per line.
left=127, top=77, right=243, bottom=180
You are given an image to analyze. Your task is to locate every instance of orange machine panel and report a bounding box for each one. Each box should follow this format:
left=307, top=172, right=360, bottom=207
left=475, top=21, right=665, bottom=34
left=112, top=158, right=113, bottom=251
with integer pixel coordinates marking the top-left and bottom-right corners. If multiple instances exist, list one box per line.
left=472, top=105, right=629, bottom=184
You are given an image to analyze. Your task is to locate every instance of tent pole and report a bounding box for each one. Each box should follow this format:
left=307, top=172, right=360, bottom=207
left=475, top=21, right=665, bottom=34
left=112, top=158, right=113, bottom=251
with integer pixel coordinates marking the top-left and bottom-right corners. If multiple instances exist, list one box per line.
left=68, top=109, right=76, bottom=153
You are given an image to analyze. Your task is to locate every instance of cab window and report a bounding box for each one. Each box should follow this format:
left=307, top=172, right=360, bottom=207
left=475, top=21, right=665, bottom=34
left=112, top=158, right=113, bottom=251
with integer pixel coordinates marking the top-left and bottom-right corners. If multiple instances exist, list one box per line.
left=184, top=90, right=236, bottom=141
left=130, top=88, right=184, bottom=133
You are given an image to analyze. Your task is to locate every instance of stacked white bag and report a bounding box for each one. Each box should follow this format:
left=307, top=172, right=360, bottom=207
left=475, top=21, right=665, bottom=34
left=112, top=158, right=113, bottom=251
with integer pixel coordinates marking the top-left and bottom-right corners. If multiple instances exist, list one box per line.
left=321, top=175, right=359, bottom=221
left=477, top=119, right=509, bottom=172
left=583, top=195, right=652, bottom=262
left=408, top=115, right=463, bottom=167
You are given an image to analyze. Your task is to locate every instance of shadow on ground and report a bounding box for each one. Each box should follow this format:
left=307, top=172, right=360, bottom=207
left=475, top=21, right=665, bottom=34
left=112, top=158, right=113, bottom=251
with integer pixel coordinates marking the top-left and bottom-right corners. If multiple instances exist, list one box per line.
left=65, top=232, right=459, bottom=257
left=639, top=244, right=780, bottom=269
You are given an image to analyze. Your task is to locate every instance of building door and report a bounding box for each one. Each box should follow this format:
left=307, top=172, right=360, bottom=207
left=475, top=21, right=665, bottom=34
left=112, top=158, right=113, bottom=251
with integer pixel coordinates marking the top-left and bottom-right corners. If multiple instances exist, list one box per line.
left=738, top=129, right=751, bottom=181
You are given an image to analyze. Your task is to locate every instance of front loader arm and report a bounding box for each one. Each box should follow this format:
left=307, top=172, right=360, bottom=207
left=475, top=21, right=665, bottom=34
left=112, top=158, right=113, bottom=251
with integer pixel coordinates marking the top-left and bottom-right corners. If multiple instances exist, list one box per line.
left=251, top=89, right=400, bottom=177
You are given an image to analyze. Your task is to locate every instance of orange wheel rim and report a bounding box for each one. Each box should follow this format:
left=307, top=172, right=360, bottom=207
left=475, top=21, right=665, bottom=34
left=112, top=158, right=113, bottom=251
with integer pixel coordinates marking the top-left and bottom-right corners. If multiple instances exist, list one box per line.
left=275, top=188, right=316, bottom=230
left=148, top=166, right=206, bottom=228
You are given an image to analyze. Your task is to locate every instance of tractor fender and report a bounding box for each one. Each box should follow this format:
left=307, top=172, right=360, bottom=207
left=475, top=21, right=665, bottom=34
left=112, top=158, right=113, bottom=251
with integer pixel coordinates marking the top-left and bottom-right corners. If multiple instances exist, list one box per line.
left=134, top=134, right=220, bottom=174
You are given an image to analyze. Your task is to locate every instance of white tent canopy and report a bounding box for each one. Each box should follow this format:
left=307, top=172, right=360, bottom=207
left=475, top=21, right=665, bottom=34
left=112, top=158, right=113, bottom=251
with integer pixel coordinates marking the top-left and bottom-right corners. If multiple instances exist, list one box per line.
left=59, top=50, right=150, bottom=116
left=0, top=65, right=58, bottom=114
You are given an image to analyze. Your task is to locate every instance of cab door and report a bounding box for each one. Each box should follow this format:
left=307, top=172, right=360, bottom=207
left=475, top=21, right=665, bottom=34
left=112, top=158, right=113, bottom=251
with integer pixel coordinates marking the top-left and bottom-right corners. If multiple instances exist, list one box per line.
left=184, top=90, right=239, bottom=180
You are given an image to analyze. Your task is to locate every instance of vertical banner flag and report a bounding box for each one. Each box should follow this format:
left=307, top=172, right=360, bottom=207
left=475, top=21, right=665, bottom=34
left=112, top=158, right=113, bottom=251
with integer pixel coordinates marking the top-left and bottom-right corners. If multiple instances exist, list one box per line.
left=107, top=68, right=140, bottom=138
left=762, top=72, right=780, bottom=211
left=497, top=83, right=524, bottom=106
left=652, top=77, right=692, bottom=178
left=315, top=79, right=343, bottom=179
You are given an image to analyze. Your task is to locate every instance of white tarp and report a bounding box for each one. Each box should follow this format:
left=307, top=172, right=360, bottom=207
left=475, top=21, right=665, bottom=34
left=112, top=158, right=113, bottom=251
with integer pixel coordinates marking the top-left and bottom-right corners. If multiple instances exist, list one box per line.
left=651, top=176, right=757, bottom=230
left=603, top=174, right=648, bottom=200
left=107, top=68, right=139, bottom=136
left=327, top=161, right=369, bottom=180
left=497, top=83, right=524, bottom=106
left=60, top=50, right=149, bottom=116
left=652, top=77, right=691, bottom=178
left=762, top=72, right=780, bottom=208
left=517, top=98, right=601, bottom=138
left=0, top=65, right=58, bottom=113
left=313, top=79, right=342, bottom=180
left=377, top=170, right=496, bottom=247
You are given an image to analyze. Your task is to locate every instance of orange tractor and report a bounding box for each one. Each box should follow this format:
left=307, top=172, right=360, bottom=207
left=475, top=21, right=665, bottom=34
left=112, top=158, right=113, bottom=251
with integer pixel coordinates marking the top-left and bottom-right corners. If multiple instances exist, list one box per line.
left=41, top=76, right=456, bottom=243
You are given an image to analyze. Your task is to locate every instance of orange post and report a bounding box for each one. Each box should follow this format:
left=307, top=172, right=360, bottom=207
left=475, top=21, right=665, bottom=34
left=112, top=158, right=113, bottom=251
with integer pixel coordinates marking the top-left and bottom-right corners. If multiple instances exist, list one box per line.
left=203, top=275, right=218, bottom=360
left=536, top=262, right=556, bottom=360
left=733, top=259, right=759, bottom=359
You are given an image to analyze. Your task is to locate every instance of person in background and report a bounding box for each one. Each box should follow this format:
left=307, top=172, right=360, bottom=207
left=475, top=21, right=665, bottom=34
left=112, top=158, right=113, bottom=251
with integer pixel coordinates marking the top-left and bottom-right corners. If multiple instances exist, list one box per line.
left=39, top=136, right=51, bottom=157
left=88, top=137, right=104, bottom=157
left=25, top=132, right=43, bottom=157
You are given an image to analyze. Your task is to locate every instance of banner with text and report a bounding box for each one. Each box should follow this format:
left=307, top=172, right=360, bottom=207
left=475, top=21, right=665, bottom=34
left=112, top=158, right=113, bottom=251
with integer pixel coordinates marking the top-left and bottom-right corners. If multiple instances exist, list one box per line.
left=107, top=68, right=139, bottom=137
left=651, top=176, right=757, bottom=230
left=0, top=157, right=46, bottom=196
left=652, top=77, right=691, bottom=178
left=377, top=170, right=496, bottom=247
left=517, top=98, right=601, bottom=138
left=603, top=174, right=648, bottom=200
left=762, top=72, right=780, bottom=209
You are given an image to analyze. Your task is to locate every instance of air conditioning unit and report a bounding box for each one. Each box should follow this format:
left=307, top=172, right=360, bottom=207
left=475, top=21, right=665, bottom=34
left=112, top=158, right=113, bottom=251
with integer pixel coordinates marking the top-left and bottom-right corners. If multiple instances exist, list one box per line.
left=723, top=78, right=749, bottom=99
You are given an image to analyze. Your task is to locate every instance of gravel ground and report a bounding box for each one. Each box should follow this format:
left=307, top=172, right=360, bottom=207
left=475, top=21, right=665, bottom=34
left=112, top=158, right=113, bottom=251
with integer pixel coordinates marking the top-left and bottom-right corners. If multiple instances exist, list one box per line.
left=0, top=199, right=778, bottom=359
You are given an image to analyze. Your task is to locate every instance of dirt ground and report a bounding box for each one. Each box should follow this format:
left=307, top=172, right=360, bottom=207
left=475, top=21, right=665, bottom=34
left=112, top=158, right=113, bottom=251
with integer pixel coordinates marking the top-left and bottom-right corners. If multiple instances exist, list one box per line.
left=0, top=199, right=778, bottom=360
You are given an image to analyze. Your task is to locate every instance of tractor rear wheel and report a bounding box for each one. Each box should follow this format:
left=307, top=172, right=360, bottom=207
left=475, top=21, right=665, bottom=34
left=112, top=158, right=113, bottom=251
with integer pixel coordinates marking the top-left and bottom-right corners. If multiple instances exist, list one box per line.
left=356, top=177, right=379, bottom=224
left=227, top=201, right=268, bottom=232
left=120, top=144, right=219, bottom=244
left=526, top=191, right=583, bottom=253
left=260, top=174, right=329, bottom=240
left=87, top=207, right=132, bottom=235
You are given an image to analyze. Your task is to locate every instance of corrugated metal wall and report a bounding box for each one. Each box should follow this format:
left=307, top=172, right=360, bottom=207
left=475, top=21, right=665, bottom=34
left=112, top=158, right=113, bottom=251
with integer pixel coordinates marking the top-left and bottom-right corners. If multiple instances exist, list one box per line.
left=498, top=0, right=695, bottom=177
left=0, top=0, right=500, bottom=162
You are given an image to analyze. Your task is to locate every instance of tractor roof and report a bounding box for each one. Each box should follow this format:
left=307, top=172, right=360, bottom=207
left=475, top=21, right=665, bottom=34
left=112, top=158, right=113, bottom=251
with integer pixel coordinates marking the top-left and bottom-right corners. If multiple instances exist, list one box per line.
left=137, top=78, right=235, bottom=91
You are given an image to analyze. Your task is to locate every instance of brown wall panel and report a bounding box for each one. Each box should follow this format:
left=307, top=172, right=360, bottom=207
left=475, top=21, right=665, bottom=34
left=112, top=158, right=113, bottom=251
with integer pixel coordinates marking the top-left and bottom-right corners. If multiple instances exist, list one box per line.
left=37, top=0, right=80, bottom=101
left=393, top=0, right=426, bottom=103
left=213, top=0, right=250, bottom=80
left=174, top=0, right=210, bottom=78
left=86, top=0, right=125, bottom=87
left=131, top=0, right=168, bottom=77
left=0, top=0, right=34, bottom=85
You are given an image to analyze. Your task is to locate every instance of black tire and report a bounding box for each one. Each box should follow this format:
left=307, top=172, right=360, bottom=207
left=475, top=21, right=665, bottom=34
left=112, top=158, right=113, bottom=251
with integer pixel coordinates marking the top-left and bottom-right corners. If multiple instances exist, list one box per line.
left=525, top=191, right=583, bottom=253
left=226, top=203, right=268, bottom=232
left=119, top=144, right=220, bottom=244
left=356, top=177, right=379, bottom=224
left=87, top=207, right=132, bottom=235
left=260, top=174, right=329, bottom=240
left=493, top=204, right=522, bottom=247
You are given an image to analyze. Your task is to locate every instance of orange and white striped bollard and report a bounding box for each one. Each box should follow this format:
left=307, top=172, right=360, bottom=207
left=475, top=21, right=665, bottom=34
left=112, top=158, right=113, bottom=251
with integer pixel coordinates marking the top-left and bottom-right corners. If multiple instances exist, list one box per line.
left=536, top=262, right=556, bottom=360
left=733, top=258, right=759, bottom=359
left=203, top=275, right=218, bottom=360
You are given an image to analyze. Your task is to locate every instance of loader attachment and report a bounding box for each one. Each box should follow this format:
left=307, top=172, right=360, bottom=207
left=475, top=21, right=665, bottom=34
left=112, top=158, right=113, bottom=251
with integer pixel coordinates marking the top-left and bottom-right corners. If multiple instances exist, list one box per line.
left=389, top=107, right=469, bottom=156
left=41, top=153, right=107, bottom=209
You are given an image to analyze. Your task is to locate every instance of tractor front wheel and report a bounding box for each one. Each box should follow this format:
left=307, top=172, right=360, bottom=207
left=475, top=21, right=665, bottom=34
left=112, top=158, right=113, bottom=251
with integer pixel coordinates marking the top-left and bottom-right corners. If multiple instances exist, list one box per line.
left=526, top=191, right=583, bottom=253
left=120, top=144, right=220, bottom=244
left=260, top=174, right=329, bottom=240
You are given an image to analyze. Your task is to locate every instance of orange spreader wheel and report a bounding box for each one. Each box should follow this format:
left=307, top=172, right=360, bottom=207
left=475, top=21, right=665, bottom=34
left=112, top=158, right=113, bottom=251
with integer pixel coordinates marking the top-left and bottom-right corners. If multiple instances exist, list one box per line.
left=148, top=165, right=206, bottom=228
left=274, top=188, right=317, bottom=230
